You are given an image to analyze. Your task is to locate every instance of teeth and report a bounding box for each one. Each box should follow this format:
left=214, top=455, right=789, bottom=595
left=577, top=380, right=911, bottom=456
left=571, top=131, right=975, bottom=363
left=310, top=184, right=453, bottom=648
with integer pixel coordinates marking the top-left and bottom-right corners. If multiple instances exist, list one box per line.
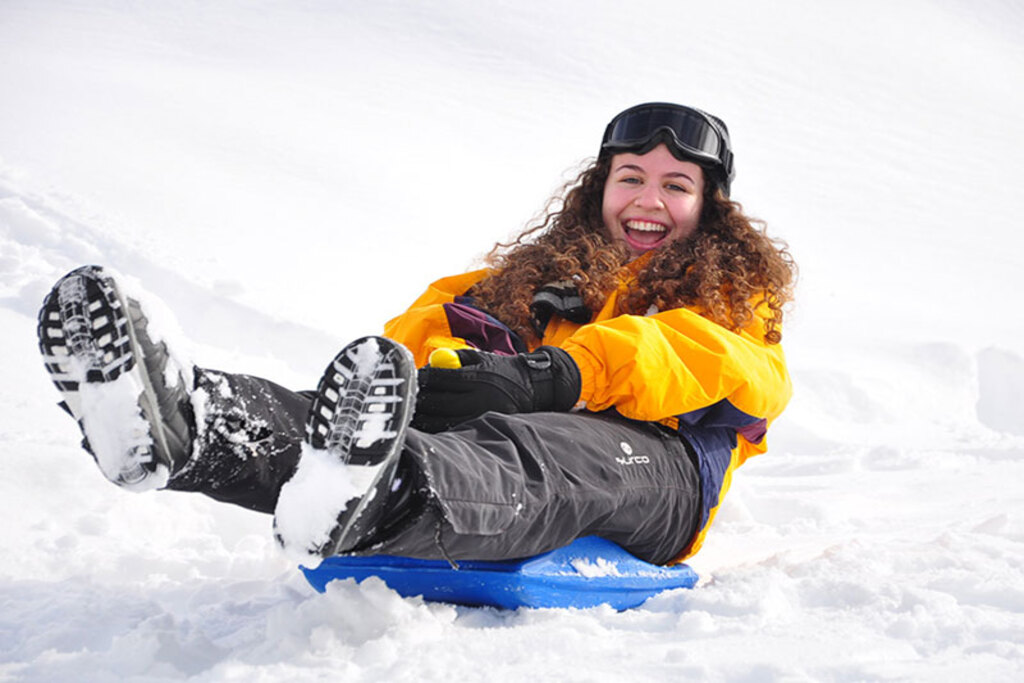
left=625, top=220, right=666, bottom=233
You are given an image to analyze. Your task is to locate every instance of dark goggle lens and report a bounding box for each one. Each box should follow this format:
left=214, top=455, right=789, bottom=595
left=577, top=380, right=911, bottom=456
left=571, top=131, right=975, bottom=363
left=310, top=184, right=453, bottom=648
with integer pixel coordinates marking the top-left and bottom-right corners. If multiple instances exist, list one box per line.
left=603, top=106, right=722, bottom=158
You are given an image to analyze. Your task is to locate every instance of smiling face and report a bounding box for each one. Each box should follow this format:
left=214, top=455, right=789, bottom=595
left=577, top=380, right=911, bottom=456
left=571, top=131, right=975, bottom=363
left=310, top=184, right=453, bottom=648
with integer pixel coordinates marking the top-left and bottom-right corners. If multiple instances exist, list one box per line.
left=601, top=144, right=705, bottom=257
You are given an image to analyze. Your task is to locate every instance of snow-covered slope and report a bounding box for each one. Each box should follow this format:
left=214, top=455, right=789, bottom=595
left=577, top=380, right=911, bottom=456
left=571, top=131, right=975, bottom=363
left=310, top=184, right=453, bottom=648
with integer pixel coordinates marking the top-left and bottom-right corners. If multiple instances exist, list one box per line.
left=2, top=1, right=1022, bottom=680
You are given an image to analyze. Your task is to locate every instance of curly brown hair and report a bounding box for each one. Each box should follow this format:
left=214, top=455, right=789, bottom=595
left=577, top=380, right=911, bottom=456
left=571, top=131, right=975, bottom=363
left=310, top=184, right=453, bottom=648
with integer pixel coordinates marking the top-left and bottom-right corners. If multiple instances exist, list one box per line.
left=467, top=155, right=796, bottom=345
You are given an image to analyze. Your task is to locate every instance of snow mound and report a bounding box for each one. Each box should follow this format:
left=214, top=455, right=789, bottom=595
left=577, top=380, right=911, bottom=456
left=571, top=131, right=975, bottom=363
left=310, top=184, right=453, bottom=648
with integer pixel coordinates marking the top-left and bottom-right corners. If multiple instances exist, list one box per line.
left=976, top=347, right=1024, bottom=436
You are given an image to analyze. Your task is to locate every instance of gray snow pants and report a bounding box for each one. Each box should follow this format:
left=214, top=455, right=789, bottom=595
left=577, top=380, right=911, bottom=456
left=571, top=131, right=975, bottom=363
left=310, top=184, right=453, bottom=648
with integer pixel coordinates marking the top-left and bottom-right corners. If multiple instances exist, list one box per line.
left=169, top=369, right=702, bottom=565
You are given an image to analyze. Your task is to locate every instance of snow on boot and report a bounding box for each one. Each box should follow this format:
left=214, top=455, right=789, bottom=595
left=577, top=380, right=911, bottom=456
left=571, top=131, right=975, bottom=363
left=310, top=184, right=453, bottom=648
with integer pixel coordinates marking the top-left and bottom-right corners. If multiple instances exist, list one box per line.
left=37, top=265, right=195, bottom=491
left=274, top=336, right=417, bottom=560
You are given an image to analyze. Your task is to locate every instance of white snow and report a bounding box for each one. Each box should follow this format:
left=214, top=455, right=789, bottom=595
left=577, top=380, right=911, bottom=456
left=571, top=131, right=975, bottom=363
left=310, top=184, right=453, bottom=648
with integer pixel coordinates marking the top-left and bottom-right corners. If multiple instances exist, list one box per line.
left=77, top=372, right=167, bottom=490
left=2, top=0, right=1023, bottom=680
left=570, top=558, right=625, bottom=578
left=273, top=443, right=366, bottom=565
left=351, top=338, right=383, bottom=378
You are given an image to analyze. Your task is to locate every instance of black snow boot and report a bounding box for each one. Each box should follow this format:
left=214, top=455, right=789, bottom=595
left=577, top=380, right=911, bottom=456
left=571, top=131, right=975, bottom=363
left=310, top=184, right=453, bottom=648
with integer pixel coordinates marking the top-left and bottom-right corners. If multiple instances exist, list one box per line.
left=37, top=265, right=196, bottom=491
left=274, top=336, right=417, bottom=560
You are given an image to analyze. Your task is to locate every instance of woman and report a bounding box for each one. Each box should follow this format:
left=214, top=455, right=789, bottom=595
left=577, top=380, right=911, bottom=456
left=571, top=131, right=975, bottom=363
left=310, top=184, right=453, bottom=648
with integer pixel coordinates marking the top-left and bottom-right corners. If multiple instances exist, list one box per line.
left=38, top=102, right=794, bottom=567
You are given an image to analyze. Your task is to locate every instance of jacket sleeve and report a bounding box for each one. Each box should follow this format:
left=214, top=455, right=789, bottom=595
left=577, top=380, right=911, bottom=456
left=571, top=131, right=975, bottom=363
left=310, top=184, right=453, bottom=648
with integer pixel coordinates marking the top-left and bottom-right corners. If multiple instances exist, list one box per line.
left=559, top=305, right=792, bottom=431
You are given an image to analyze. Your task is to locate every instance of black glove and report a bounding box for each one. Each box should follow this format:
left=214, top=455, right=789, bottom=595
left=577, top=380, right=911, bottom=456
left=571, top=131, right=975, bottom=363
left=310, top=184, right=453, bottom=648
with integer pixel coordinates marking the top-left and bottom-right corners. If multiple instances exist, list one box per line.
left=414, top=346, right=581, bottom=432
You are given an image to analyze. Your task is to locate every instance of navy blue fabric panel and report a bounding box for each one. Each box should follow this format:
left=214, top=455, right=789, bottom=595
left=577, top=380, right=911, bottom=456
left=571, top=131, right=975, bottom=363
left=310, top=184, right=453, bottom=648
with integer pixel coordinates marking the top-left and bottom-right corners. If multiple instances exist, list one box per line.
left=678, top=398, right=767, bottom=444
left=678, top=398, right=759, bottom=430
left=678, top=425, right=737, bottom=528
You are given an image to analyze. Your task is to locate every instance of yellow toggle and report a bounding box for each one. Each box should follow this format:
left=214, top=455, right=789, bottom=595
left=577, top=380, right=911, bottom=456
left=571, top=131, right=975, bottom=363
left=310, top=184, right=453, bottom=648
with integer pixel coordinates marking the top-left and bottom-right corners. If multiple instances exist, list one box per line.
left=429, top=347, right=462, bottom=369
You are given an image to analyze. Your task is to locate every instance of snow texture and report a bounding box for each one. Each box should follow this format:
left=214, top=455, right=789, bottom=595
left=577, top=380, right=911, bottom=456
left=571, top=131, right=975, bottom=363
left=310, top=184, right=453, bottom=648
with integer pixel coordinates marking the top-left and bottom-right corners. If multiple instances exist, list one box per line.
left=571, top=558, right=625, bottom=579
left=2, top=0, right=1023, bottom=681
left=77, top=372, right=166, bottom=489
left=273, top=443, right=365, bottom=565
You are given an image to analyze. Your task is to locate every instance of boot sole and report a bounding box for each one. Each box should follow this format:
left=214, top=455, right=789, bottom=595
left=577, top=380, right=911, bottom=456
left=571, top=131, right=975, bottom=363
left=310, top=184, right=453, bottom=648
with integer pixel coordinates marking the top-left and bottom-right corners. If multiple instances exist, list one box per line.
left=277, top=336, right=417, bottom=558
left=306, top=336, right=416, bottom=458
left=37, top=266, right=176, bottom=489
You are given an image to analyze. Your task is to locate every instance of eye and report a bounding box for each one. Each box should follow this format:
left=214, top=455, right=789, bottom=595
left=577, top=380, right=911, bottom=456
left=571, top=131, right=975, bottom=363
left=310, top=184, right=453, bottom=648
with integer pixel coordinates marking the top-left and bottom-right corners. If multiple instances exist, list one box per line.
left=620, top=176, right=642, bottom=185
left=665, top=182, right=691, bottom=193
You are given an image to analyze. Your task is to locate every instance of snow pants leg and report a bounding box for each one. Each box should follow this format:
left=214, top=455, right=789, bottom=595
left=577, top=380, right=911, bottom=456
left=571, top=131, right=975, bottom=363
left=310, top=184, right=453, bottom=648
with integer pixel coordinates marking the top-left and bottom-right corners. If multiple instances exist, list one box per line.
left=363, top=410, right=703, bottom=566
left=165, top=368, right=311, bottom=513
left=169, top=370, right=702, bottom=565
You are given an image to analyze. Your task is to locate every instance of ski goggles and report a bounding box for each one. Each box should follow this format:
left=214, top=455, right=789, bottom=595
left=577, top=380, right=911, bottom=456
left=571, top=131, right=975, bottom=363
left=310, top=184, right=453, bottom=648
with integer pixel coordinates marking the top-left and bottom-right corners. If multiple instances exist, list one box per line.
left=600, top=102, right=735, bottom=195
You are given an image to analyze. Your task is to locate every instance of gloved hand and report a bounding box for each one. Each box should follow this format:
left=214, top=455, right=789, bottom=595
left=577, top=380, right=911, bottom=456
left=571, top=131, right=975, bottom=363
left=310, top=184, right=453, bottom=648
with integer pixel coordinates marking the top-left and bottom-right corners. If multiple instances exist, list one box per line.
left=413, top=346, right=581, bottom=432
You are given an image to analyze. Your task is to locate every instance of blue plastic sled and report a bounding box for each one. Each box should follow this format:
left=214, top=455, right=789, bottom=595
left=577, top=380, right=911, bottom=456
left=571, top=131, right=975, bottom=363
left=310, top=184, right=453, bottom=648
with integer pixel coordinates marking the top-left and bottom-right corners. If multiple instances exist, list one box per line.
left=300, top=536, right=698, bottom=610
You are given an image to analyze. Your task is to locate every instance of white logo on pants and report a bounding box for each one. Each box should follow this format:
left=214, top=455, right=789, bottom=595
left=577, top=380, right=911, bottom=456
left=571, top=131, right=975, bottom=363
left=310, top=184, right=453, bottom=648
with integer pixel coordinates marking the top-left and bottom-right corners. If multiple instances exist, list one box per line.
left=617, top=442, right=649, bottom=465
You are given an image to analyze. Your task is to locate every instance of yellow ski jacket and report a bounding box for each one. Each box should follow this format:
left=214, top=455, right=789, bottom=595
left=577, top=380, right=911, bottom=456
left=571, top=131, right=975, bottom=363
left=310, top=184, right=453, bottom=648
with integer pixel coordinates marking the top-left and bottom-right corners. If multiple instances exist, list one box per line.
left=384, top=261, right=791, bottom=563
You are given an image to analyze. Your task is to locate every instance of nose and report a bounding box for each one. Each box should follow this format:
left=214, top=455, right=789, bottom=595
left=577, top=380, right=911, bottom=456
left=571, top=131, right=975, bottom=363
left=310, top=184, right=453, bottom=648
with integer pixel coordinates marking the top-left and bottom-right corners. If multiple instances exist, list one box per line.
left=632, top=184, right=663, bottom=209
